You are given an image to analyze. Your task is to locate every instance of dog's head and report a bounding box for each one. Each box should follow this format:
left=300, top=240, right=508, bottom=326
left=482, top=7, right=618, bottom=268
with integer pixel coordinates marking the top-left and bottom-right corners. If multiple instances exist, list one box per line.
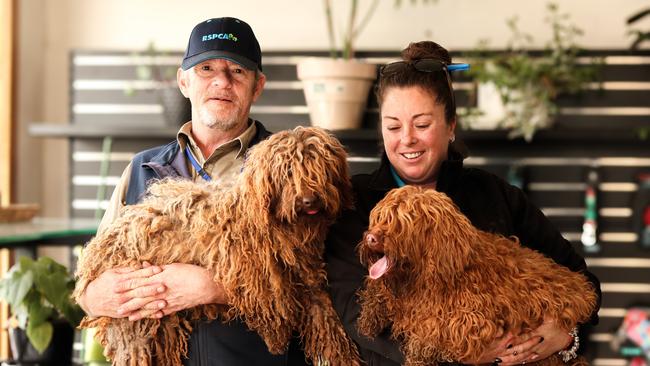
left=360, top=186, right=478, bottom=285
left=242, top=126, right=353, bottom=226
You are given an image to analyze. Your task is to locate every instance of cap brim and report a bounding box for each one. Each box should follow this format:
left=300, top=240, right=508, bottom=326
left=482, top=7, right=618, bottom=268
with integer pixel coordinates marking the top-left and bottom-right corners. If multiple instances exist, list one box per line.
left=182, top=50, right=258, bottom=71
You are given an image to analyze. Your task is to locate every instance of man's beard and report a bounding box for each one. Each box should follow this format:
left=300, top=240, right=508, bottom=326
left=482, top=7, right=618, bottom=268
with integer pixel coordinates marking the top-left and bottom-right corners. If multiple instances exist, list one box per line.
left=198, top=105, right=240, bottom=131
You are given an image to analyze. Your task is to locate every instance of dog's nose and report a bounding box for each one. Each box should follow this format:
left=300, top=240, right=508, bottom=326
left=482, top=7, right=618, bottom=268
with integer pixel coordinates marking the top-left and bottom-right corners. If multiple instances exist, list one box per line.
left=366, top=233, right=384, bottom=252
left=302, top=195, right=317, bottom=208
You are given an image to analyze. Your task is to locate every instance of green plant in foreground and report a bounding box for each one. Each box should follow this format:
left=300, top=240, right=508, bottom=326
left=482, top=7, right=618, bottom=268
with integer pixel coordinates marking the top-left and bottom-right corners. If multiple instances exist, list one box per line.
left=0, top=256, right=84, bottom=353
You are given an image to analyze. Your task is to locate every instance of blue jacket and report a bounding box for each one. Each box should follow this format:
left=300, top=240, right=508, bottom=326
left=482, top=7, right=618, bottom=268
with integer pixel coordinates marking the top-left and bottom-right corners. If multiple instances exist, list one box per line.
left=124, top=121, right=309, bottom=366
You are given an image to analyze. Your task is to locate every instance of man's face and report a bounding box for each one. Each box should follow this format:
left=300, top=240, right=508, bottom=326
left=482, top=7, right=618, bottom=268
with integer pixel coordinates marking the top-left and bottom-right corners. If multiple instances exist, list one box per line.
left=178, top=58, right=265, bottom=131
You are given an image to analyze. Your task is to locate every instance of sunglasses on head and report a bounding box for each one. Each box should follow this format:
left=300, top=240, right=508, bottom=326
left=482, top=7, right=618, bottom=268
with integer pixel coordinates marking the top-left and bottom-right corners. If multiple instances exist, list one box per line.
left=379, top=59, right=470, bottom=111
left=379, top=59, right=470, bottom=76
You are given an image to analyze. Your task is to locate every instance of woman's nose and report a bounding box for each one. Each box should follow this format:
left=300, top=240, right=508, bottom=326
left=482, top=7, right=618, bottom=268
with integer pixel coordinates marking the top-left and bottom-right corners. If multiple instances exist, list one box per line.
left=400, top=129, right=416, bottom=145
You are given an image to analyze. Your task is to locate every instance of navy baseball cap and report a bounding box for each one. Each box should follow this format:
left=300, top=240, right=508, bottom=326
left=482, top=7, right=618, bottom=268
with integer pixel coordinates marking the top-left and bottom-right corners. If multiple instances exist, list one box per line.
left=181, top=17, right=262, bottom=71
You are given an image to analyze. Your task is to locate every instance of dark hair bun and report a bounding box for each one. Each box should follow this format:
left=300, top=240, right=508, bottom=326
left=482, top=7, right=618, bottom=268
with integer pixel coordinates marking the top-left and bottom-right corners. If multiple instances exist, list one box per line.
left=401, top=41, right=452, bottom=64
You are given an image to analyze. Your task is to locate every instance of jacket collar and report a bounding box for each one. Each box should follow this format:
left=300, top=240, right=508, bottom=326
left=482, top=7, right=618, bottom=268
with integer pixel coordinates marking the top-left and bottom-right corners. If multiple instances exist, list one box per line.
left=147, top=119, right=271, bottom=167
left=141, top=119, right=272, bottom=179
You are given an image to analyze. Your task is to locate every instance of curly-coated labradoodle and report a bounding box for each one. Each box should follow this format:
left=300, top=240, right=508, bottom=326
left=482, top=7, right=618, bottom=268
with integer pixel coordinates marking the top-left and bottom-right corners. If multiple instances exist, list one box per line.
left=74, top=126, right=360, bottom=366
left=357, top=186, right=597, bottom=366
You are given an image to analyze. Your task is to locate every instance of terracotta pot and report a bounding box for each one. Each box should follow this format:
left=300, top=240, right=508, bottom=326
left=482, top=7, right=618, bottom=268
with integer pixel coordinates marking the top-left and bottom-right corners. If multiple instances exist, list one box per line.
left=297, top=58, right=377, bottom=130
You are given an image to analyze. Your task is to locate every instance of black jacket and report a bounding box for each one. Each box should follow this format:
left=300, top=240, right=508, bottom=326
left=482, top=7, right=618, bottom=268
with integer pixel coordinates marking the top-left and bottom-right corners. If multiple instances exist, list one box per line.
left=124, top=120, right=309, bottom=366
left=325, top=149, right=602, bottom=366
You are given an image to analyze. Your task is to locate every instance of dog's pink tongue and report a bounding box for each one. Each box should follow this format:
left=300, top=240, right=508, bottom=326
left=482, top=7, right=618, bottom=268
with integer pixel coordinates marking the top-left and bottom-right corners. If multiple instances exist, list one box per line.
left=369, top=256, right=390, bottom=279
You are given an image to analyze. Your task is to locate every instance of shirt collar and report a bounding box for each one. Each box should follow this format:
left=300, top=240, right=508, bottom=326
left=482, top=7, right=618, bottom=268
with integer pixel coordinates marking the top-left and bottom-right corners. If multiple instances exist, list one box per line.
left=176, top=119, right=257, bottom=161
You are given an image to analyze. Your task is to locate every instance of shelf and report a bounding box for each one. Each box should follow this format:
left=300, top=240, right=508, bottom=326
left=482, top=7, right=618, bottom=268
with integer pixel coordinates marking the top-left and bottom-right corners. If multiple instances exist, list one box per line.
left=28, top=123, right=650, bottom=146
left=457, top=128, right=650, bottom=144
left=29, top=123, right=179, bottom=139
left=28, top=123, right=383, bottom=141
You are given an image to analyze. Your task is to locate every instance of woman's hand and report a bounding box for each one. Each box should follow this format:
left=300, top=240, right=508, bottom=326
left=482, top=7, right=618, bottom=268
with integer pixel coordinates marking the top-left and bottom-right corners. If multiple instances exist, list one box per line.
left=461, top=332, right=518, bottom=365
left=463, top=318, right=573, bottom=365
left=496, top=319, right=573, bottom=365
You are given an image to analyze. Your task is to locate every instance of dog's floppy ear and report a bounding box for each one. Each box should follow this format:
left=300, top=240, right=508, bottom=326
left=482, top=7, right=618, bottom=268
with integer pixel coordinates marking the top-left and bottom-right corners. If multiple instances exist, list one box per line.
left=239, top=134, right=285, bottom=223
left=416, top=189, right=478, bottom=280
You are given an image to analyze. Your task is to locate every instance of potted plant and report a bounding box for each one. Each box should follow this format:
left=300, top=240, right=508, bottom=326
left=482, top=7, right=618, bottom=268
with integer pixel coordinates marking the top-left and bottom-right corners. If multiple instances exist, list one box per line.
left=127, top=42, right=191, bottom=126
left=465, top=3, right=600, bottom=141
left=297, top=0, right=436, bottom=130
left=0, top=256, right=84, bottom=364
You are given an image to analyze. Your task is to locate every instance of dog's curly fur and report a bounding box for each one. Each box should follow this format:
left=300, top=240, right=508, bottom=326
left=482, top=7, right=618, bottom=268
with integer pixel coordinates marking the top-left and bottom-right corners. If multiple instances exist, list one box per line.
left=73, top=127, right=360, bottom=366
left=356, top=186, right=597, bottom=366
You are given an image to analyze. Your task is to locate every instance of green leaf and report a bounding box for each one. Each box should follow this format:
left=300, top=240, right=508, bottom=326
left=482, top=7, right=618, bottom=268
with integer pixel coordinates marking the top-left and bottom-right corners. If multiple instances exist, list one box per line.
left=4, top=271, right=33, bottom=309
left=26, top=321, right=53, bottom=354
left=37, top=272, right=70, bottom=310
left=60, top=302, right=85, bottom=327
left=28, top=300, right=53, bottom=326
left=19, top=256, right=35, bottom=271
left=15, top=304, right=29, bottom=328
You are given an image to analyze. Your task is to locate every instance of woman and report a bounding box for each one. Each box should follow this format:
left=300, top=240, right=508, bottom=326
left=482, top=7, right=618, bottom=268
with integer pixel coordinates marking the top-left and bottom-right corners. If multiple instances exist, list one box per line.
left=325, top=41, right=601, bottom=365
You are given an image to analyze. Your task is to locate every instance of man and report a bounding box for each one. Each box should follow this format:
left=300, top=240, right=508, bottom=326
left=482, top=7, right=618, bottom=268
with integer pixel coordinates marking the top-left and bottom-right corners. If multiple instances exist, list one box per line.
left=76, top=17, right=309, bottom=365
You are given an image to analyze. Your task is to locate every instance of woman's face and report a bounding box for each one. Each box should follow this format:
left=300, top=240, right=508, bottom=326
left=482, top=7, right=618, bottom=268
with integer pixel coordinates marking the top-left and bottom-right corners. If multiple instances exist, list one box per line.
left=381, top=86, right=456, bottom=187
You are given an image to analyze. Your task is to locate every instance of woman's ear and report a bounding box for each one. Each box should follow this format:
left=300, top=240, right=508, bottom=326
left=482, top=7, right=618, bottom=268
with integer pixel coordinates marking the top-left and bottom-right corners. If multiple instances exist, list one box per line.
left=447, top=117, right=457, bottom=143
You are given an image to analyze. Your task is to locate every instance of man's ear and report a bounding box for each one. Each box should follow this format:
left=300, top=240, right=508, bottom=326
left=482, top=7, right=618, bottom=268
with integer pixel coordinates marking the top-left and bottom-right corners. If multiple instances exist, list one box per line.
left=251, top=71, right=266, bottom=102
left=177, top=67, right=189, bottom=98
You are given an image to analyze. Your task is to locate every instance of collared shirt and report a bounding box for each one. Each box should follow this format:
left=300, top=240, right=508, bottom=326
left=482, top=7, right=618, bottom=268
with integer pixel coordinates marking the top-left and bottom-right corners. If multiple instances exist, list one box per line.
left=98, top=120, right=258, bottom=234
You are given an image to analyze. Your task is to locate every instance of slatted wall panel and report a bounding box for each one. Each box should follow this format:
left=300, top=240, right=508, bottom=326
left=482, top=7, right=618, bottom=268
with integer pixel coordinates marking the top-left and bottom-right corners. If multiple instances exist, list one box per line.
left=69, top=50, right=650, bottom=365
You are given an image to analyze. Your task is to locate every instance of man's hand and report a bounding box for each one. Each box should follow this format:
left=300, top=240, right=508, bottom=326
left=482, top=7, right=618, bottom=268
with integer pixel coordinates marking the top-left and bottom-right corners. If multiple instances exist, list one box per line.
left=78, top=265, right=166, bottom=318
left=119, top=263, right=228, bottom=321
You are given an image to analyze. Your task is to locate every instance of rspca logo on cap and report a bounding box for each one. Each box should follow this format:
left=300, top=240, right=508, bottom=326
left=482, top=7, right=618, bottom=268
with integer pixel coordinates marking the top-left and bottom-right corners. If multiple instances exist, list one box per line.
left=202, top=33, right=238, bottom=42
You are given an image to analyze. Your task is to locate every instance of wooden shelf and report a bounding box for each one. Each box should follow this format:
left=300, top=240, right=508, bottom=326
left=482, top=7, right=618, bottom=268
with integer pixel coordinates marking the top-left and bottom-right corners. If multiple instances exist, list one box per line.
left=28, top=123, right=384, bottom=141
left=28, top=123, right=650, bottom=146
left=29, top=123, right=179, bottom=139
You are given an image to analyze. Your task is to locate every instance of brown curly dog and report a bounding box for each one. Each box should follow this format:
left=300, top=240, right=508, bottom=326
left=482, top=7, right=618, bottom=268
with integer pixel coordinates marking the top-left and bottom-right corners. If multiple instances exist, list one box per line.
left=356, top=186, right=597, bottom=366
left=73, top=126, right=360, bottom=366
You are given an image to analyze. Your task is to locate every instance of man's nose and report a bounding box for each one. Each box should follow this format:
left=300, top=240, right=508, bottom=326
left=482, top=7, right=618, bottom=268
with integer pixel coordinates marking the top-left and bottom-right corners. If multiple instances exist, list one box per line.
left=210, top=69, right=233, bottom=87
